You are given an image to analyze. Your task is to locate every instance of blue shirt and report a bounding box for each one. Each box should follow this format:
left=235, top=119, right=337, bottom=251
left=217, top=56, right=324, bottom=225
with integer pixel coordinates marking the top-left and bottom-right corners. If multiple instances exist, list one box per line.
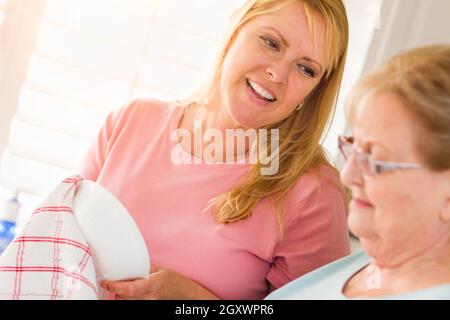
left=265, top=252, right=450, bottom=300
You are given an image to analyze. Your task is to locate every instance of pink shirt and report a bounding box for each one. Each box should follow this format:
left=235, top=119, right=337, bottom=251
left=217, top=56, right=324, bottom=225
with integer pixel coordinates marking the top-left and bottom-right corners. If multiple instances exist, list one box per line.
left=81, top=99, right=350, bottom=299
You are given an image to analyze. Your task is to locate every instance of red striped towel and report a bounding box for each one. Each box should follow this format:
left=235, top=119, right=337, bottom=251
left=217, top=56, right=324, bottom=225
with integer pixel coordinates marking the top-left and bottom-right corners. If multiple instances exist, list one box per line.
left=0, top=175, right=105, bottom=300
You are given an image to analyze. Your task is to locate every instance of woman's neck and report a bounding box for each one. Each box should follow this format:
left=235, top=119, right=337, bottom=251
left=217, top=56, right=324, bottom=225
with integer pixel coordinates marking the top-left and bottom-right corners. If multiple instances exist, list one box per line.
left=177, top=100, right=251, bottom=162
left=345, top=236, right=450, bottom=298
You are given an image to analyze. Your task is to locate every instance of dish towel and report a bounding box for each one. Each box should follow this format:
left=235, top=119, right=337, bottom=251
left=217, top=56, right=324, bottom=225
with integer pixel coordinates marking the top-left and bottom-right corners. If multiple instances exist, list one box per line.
left=0, top=175, right=106, bottom=300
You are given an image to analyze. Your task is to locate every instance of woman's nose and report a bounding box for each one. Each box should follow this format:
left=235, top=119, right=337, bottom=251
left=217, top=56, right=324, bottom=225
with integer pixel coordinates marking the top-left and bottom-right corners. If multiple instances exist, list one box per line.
left=265, top=61, right=289, bottom=83
left=340, top=156, right=364, bottom=188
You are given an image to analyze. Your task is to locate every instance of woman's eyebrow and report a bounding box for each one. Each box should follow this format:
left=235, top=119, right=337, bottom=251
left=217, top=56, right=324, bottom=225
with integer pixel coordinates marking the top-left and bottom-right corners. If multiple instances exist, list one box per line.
left=261, top=26, right=323, bottom=74
left=262, top=26, right=290, bottom=47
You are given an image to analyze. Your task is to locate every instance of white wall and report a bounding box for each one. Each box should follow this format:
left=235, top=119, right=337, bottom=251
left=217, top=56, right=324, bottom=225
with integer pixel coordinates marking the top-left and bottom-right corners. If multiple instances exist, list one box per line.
left=325, top=0, right=450, bottom=170
left=323, top=0, right=383, bottom=163
left=363, top=0, right=450, bottom=75
left=416, top=0, right=450, bottom=46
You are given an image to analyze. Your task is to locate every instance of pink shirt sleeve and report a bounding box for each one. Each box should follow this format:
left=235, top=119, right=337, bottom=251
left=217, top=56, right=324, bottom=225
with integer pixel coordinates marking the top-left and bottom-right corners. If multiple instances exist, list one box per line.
left=80, top=101, right=136, bottom=181
left=266, top=176, right=350, bottom=290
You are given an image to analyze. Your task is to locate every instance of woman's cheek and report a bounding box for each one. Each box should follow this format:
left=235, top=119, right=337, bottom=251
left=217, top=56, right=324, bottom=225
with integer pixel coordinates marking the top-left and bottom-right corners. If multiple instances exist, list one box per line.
left=367, top=177, right=410, bottom=216
left=364, top=177, right=385, bottom=209
left=347, top=207, right=374, bottom=238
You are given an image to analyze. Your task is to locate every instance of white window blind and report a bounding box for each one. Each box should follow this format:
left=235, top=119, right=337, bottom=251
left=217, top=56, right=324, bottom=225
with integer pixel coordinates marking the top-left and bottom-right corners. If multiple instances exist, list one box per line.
left=0, top=0, right=246, bottom=228
left=0, top=6, right=5, bottom=29
left=0, top=1, right=6, bottom=30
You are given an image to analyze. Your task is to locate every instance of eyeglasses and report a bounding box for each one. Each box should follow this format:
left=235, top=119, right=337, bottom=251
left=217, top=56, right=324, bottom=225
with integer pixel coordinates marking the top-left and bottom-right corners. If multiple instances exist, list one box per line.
left=338, top=135, right=425, bottom=176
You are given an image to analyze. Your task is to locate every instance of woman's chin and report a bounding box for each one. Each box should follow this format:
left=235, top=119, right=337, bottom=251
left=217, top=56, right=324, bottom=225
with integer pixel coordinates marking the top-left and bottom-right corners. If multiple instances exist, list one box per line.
left=227, top=107, right=264, bottom=129
left=359, top=239, right=391, bottom=265
left=348, top=210, right=376, bottom=236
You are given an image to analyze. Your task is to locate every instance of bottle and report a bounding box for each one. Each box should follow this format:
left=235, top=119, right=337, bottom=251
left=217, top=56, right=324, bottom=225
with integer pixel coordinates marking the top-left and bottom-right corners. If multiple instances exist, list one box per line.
left=0, top=193, right=20, bottom=256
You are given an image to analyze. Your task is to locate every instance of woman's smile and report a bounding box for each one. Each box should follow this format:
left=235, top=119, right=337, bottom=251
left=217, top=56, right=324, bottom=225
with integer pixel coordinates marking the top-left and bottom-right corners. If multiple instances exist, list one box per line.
left=245, top=78, right=277, bottom=107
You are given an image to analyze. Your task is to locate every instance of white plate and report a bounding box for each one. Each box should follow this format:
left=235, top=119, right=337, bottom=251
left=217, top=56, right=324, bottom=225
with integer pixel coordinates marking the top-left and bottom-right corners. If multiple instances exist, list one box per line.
left=72, top=180, right=150, bottom=281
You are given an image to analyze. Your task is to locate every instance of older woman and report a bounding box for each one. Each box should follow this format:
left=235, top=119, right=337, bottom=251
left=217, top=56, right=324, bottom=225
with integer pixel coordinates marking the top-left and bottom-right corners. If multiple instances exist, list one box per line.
left=266, top=45, right=450, bottom=299
left=82, top=0, right=350, bottom=299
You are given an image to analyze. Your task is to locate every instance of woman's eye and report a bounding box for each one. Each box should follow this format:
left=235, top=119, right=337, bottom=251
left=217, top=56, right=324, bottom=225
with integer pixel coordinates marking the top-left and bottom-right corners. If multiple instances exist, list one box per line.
left=298, top=64, right=316, bottom=78
left=260, top=36, right=279, bottom=51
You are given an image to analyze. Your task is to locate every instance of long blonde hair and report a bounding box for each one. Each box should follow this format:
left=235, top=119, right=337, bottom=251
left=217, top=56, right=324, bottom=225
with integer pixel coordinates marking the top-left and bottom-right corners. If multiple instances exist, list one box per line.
left=183, top=0, right=349, bottom=235
left=346, top=45, right=450, bottom=171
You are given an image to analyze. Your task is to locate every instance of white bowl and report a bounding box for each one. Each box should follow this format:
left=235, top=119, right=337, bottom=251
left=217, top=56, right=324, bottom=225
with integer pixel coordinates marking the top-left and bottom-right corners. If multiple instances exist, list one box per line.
left=72, top=180, right=150, bottom=281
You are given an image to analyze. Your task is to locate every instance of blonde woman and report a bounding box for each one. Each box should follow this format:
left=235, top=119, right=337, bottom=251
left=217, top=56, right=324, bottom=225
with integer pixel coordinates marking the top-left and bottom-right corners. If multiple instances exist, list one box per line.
left=267, top=45, right=450, bottom=299
left=82, top=0, right=350, bottom=299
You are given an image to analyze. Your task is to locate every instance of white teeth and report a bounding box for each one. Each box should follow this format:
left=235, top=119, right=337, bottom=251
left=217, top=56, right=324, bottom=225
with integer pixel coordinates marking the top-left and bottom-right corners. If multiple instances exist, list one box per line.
left=248, top=80, right=275, bottom=101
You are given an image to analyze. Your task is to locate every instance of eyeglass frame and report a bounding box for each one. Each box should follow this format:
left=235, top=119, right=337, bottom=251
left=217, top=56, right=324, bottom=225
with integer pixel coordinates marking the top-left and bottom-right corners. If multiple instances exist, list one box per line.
left=338, top=135, right=425, bottom=176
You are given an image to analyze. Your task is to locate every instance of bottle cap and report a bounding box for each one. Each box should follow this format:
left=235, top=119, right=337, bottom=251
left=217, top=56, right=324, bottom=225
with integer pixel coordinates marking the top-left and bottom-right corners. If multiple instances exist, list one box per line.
left=0, top=192, right=20, bottom=223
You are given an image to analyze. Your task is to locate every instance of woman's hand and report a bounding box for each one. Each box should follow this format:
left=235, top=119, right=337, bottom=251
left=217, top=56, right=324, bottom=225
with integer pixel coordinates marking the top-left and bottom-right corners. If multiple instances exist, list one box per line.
left=100, top=265, right=220, bottom=300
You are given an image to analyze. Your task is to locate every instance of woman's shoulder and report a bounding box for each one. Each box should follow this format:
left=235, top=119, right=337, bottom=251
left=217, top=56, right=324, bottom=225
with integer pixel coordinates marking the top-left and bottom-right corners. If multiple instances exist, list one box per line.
left=118, top=98, right=176, bottom=120
left=286, top=164, right=345, bottom=209
left=107, top=98, right=182, bottom=135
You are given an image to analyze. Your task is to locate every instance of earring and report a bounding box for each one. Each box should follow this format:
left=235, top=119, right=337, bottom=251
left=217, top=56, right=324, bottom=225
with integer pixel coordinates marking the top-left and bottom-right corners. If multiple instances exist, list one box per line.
left=296, top=102, right=304, bottom=111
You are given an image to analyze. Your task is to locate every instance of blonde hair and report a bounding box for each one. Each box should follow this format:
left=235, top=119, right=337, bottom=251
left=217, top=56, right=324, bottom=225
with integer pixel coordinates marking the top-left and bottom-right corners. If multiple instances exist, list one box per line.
left=346, top=45, right=450, bottom=171
left=182, top=0, right=349, bottom=235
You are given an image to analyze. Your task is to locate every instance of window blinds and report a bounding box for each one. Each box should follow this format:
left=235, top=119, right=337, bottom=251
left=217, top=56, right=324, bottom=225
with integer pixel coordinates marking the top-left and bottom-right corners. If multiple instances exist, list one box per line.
left=0, top=1, right=5, bottom=30
left=0, top=0, right=246, bottom=227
